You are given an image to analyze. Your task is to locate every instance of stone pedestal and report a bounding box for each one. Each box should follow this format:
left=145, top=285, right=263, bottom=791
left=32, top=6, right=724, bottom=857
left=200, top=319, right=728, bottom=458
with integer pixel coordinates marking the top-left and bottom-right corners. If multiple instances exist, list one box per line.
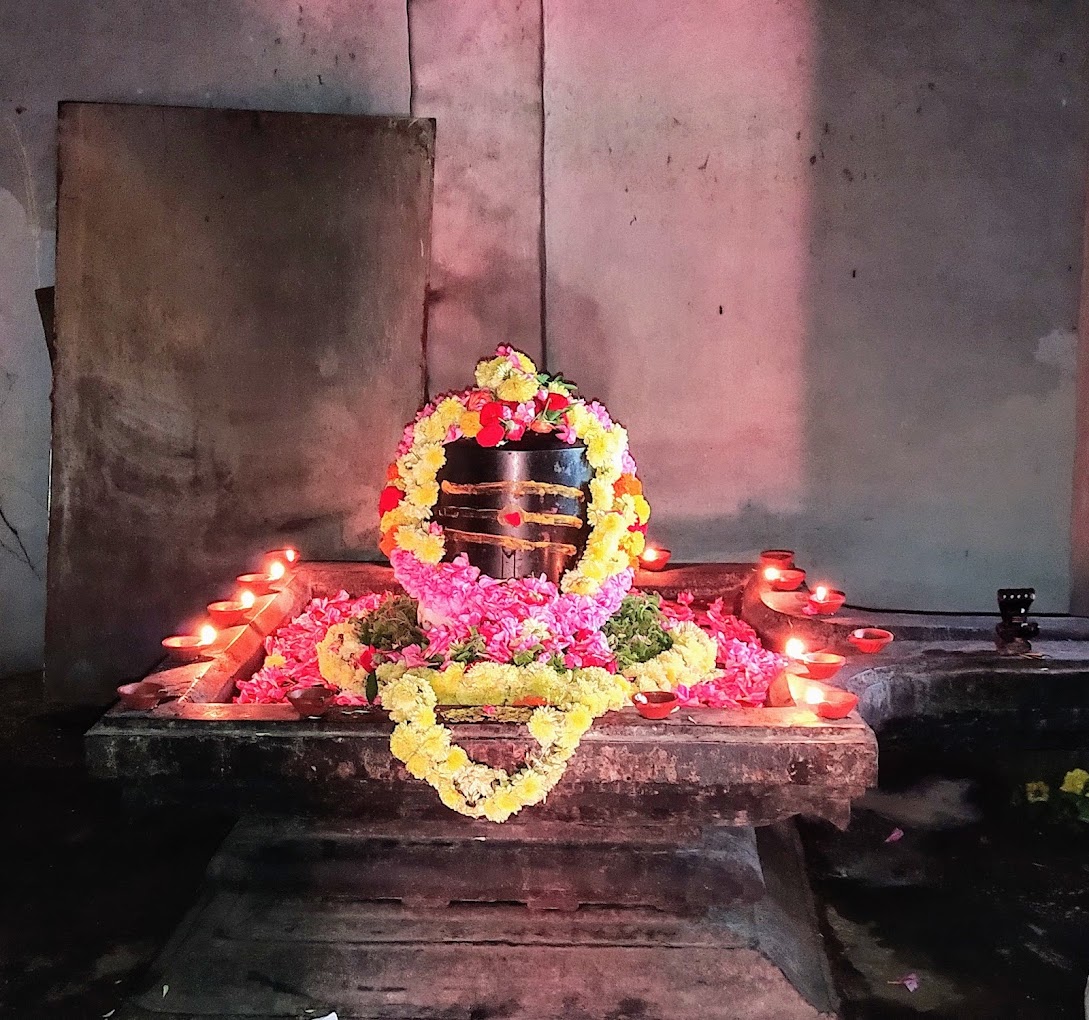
left=87, top=563, right=875, bottom=1018
left=115, top=818, right=835, bottom=1020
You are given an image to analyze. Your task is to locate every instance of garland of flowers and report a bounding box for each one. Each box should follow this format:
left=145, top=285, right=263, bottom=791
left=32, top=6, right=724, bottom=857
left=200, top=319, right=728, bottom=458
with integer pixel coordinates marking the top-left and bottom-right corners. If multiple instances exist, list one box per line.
left=378, top=661, right=632, bottom=822
left=377, top=346, right=651, bottom=598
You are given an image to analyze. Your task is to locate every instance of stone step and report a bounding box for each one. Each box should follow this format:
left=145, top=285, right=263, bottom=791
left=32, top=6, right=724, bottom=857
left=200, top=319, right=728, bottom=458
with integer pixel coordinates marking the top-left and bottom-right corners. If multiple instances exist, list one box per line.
left=216, top=893, right=755, bottom=948
left=207, top=818, right=766, bottom=914
left=126, top=901, right=824, bottom=1019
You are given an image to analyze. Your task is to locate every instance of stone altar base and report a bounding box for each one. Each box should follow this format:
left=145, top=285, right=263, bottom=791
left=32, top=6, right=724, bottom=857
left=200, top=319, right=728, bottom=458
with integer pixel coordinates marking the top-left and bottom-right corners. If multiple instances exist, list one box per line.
left=115, top=817, right=835, bottom=1020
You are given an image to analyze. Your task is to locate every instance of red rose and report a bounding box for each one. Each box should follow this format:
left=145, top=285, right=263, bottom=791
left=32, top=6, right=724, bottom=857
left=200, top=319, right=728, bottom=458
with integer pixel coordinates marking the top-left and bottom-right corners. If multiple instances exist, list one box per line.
left=379, top=485, right=404, bottom=514
left=476, top=420, right=506, bottom=447
left=479, top=401, right=505, bottom=426
left=544, top=392, right=570, bottom=413
left=356, top=645, right=376, bottom=673
left=500, top=510, right=523, bottom=527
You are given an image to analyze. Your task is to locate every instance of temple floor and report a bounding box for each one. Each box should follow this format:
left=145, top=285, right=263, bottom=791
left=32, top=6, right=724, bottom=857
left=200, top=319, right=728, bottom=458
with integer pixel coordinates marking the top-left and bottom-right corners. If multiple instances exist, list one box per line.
left=3, top=672, right=1087, bottom=1019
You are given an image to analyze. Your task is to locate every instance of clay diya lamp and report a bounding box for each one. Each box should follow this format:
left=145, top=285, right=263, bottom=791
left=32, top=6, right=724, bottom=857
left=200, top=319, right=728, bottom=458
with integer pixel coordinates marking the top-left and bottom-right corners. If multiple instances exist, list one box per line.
left=764, top=566, right=806, bottom=591
left=237, top=559, right=287, bottom=596
left=632, top=691, right=679, bottom=719
left=849, top=628, right=894, bottom=654
left=207, top=589, right=258, bottom=627
left=800, top=651, right=846, bottom=680
left=639, top=547, right=672, bottom=572
left=785, top=674, right=859, bottom=719
left=161, top=624, right=219, bottom=663
left=262, top=547, right=300, bottom=573
left=806, top=585, right=847, bottom=615
left=813, top=688, right=859, bottom=720
left=759, top=549, right=795, bottom=571
left=116, top=680, right=165, bottom=711
left=287, top=685, right=335, bottom=718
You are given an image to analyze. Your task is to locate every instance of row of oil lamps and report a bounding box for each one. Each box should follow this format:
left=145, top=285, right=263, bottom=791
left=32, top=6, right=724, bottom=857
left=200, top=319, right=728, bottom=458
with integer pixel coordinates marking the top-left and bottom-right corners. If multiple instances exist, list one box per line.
left=160, top=547, right=300, bottom=663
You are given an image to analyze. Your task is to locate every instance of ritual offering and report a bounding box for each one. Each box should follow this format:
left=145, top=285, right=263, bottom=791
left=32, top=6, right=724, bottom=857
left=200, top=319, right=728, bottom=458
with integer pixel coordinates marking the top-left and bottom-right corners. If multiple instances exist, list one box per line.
left=237, top=347, right=795, bottom=822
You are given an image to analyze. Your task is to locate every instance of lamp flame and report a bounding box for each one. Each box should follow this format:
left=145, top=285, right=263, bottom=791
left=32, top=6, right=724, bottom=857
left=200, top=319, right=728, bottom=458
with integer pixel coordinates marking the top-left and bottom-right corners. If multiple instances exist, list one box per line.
left=784, top=637, right=806, bottom=659
left=198, top=624, right=217, bottom=646
left=643, top=548, right=661, bottom=562
left=284, top=548, right=298, bottom=563
left=268, top=560, right=286, bottom=582
left=803, top=685, right=824, bottom=705
left=240, top=589, right=256, bottom=610
left=814, top=585, right=829, bottom=602
left=763, top=566, right=781, bottom=582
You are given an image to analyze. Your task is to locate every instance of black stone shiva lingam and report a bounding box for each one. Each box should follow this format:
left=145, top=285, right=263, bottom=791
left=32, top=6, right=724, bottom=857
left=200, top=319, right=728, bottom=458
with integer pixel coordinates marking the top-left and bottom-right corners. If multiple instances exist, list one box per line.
left=995, top=588, right=1039, bottom=655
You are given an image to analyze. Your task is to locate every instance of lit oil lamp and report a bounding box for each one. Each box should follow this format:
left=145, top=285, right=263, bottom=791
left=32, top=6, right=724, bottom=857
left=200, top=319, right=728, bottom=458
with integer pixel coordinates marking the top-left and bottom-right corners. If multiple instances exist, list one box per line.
left=786, top=672, right=859, bottom=719
left=639, top=546, right=672, bottom=572
left=207, top=588, right=258, bottom=627
left=764, top=565, right=806, bottom=591
left=784, top=637, right=807, bottom=660
left=806, top=584, right=846, bottom=615
left=238, top=558, right=287, bottom=596
left=263, top=547, right=300, bottom=572
left=759, top=549, right=795, bottom=571
left=162, top=623, right=219, bottom=663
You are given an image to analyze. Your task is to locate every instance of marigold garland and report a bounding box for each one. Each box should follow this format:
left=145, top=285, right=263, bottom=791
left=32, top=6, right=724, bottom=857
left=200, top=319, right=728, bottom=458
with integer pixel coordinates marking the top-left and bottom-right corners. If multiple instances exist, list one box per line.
left=378, top=346, right=650, bottom=598
left=377, top=661, right=633, bottom=822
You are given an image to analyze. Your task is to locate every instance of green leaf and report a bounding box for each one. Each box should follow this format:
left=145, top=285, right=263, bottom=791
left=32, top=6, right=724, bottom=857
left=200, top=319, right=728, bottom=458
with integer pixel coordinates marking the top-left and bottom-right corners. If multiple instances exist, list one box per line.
left=365, top=672, right=379, bottom=703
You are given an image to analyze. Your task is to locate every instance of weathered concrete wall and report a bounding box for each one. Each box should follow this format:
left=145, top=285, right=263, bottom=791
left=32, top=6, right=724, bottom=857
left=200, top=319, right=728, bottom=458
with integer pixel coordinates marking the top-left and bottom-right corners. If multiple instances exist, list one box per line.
left=0, top=0, right=410, bottom=674
left=1, top=0, right=1087, bottom=676
left=546, top=0, right=1088, bottom=614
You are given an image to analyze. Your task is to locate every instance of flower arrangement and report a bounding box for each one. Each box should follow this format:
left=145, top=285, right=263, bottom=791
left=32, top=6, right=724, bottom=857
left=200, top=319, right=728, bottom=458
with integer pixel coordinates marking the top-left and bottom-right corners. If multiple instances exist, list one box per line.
left=233, top=347, right=790, bottom=821
left=377, top=346, right=650, bottom=598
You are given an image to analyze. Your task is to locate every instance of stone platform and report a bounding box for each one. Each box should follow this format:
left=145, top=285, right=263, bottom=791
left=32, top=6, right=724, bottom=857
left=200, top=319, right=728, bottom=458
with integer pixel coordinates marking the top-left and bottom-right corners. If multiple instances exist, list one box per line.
left=86, top=562, right=877, bottom=1019
left=116, top=819, right=834, bottom=1020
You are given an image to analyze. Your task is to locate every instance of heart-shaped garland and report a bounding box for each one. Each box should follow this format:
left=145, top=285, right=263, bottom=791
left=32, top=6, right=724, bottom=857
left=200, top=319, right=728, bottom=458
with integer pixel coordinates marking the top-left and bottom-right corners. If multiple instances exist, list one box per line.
left=379, top=665, right=632, bottom=822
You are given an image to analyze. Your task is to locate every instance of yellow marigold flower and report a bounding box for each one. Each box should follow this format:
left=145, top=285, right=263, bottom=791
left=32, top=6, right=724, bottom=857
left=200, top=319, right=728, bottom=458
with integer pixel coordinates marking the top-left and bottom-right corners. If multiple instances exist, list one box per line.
left=389, top=726, right=421, bottom=762
left=483, top=799, right=515, bottom=823
left=527, top=708, right=562, bottom=747
left=414, top=532, right=445, bottom=564
left=1060, top=769, right=1089, bottom=795
left=492, top=787, right=523, bottom=815
left=475, top=356, right=510, bottom=391
left=415, top=413, right=448, bottom=445
left=515, top=351, right=538, bottom=374
left=416, top=444, right=446, bottom=474
left=460, top=410, right=482, bottom=438
left=632, top=494, right=651, bottom=523
left=434, top=396, right=464, bottom=428
left=444, top=746, right=470, bottom=773
left=565, top=703, right=593, bottom=733
left=589, top=477, right=615, bottom=512
left=1025, top=781, right=1050, bottom=803
left=409, top=479, right=439, bottom=508
left=496, top=374, right=539, bottom=403
left=622, top=530, right=646, bottom=557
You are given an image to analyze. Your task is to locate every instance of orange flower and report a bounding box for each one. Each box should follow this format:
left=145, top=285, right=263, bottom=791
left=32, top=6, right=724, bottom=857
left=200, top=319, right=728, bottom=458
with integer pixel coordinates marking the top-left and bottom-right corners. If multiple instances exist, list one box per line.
left=386, top=463, right=401, bottom=483
left=379, top=527, right=399, bottom=558
left=613, top=474, right=642, bottom=498
left=459, top=410, right=483, bottom=438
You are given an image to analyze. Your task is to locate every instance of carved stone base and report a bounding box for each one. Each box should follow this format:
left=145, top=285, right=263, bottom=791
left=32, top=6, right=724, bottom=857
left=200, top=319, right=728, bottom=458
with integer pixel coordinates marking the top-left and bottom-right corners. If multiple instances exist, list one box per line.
left=111, top=818, right=838, bottom=1019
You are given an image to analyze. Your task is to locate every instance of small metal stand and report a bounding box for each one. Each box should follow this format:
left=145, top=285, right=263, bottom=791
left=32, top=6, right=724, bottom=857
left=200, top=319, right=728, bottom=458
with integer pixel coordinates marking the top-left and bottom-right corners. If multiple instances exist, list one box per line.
left=995, top=588, right=1039, bottom=655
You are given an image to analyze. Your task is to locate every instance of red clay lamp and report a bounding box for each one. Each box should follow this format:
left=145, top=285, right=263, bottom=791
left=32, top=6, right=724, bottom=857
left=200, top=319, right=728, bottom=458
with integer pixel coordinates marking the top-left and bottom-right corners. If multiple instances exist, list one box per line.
left=207, top=588, right=259, bottom=627
left=806, top=584, right=846, bottom=615
left=639, top=546, right=672, bottom=571
left=162, top=623, right=218, bottom=663
left=848, top=628, right=893, bottom=653
left=759, top=549, right=795, bottom=570
left=238, top=558, right=287, bottom=596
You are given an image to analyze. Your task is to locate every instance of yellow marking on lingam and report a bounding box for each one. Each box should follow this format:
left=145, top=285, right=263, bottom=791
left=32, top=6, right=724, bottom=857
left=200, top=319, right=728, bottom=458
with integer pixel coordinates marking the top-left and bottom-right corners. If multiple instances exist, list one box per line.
left=440, top=480, right=585, bottom=500
left=444, top=528, right=578, bottom=556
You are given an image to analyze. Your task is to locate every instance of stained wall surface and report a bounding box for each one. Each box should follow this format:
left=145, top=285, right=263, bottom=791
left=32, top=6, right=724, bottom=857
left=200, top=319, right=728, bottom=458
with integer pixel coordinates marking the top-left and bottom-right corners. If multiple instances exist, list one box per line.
left=1, top=0, right=1087, bottom=680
